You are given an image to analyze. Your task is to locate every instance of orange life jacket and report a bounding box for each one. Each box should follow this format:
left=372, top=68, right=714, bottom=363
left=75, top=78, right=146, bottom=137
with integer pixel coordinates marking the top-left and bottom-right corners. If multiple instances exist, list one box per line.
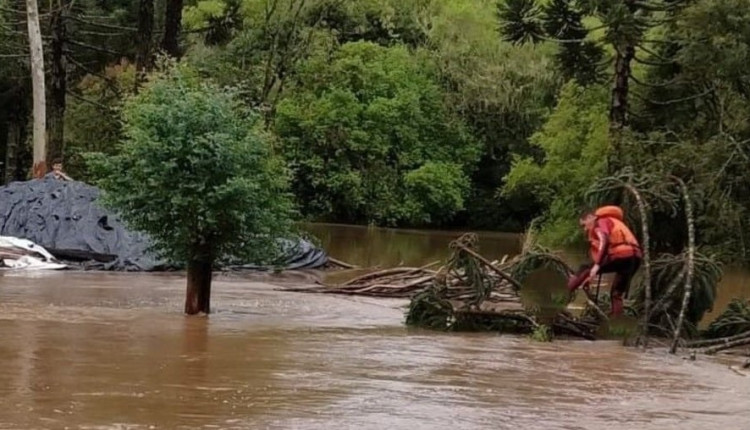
left=588, top=206, right=641, bottom=262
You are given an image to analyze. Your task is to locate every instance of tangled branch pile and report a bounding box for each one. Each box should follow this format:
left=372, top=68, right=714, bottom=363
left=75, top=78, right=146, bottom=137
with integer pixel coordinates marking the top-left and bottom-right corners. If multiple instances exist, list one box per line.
left=284, top=264, right=439, bottom=297
left=405, top=234, right=525, bottom=326
left=405, top=233, right=598, bottom=339
left=288, top=232, right=600, bottom=339
left=287, top=233, right=520, bottom=297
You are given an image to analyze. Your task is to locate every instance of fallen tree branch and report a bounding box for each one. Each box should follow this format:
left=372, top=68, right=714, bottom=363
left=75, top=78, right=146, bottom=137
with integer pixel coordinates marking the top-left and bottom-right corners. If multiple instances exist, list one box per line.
left=327, top=256, right=358, bottom=269
left=342, top=264, right=436, bottom=286
left=453, top=243, right=523, bottom=291
left=581, top=288, right=610, bottom=322
left=703, top=336, right=750, bottom=355
left=688, top=330, right=750, bottom=349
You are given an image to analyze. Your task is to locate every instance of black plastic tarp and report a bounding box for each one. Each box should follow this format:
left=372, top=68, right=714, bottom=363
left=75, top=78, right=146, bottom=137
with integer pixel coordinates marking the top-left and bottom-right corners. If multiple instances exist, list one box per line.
left=0, top=175, right=328, bottom=271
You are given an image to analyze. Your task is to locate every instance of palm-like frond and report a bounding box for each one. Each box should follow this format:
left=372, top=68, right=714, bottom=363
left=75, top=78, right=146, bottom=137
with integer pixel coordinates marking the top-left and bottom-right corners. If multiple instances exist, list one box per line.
left=497, top=0, right=544, bottom=44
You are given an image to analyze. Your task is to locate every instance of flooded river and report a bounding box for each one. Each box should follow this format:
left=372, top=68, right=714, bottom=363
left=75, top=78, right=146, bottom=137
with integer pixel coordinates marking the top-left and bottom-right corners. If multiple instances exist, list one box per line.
left=1, top=225, right=750, bottom=429
left=308, top=223, right=750, bottom=322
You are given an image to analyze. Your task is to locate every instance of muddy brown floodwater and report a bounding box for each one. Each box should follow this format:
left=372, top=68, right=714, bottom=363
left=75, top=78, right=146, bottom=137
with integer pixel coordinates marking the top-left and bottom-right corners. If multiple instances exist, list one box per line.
left=1, top=224, right=749, bottom=430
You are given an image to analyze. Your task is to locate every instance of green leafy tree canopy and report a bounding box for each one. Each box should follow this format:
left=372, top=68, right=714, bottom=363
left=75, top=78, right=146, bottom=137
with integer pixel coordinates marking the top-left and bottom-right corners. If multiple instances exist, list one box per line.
left=503, top=81, right=610, bottom=245
left=88, top=64, right=295, bottom=268
left=275, top=41, right=480, bottom=226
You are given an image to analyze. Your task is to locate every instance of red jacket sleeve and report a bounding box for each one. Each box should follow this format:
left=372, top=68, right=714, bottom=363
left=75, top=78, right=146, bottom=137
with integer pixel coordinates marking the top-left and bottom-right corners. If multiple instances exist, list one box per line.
left=593, top=218, right=613, bottom=265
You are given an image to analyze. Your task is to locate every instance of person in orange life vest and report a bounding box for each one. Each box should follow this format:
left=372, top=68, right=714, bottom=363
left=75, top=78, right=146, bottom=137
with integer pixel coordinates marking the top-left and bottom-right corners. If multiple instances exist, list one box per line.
left=567, top=206, right=642, bottom=316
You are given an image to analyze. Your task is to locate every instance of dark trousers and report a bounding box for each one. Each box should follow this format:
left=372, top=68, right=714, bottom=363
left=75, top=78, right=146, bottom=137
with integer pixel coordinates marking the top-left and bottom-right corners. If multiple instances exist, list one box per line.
left=574, top=257, right=641, bottom=296
left=568, top=256, right=641, bottom=315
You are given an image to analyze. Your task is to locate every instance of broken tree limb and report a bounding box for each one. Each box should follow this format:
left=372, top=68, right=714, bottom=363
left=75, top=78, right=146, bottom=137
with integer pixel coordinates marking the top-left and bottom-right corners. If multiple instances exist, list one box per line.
left=688, top=330, right=750, bottom=349
left=703, top=336, right=750, bottom=355
left=327, top=256, right=358, bottom=269
left=581, top=288, right=610, bottom=322
left=452, top=242, right=523, bottom=291
left=342, top=265, right=434, bottom=286
left=350, top=275, right=434, bottom=294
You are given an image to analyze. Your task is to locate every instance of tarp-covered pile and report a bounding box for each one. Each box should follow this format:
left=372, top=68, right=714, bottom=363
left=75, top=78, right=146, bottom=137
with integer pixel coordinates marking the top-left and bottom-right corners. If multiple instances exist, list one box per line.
left=0, top=176, right=328, bottom=271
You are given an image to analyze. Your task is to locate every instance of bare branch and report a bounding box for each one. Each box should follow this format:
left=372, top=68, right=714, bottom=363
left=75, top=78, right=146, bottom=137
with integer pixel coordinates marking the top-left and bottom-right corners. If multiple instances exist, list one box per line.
left=66, top=89, right=113, bottom=111
left=67, top=38, right=124, bottom=56
left=0, top=4, right=27, bottom=15
left=637, top=43, right=674, bottom=63
left=65, top=53, right=121, bottom=96
left=65, top=15, right=136, bottom=31
left=633, top=55, right=675, bottom=67
left=539, top=34, right=594, bottom=44
left=76, top=14, right=118, bottom=20
left=635, top=0, right=685, bottom=12
left=0, top=23, right=30, bottom=35
left=0, top=4, right=59, bottom=17
left=640, top=39, right=674, bottom=45
left=640, top=87, right=714, bottom=106
left=76, top=29, right=128, bottom=37
left=630, top=74, right=680, bottom=88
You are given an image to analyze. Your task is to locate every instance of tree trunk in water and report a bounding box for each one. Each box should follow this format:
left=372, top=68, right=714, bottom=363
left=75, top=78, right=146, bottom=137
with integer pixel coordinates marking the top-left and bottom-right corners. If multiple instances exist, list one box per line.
left=26, top=0, right=47, bottom=178
left=162, top=0, right=183, bottom=58
left=670, top=177, right=695, bottom=354
left=185, top=258, right=213, bottom=315
left=47, top=0, right=67, bottom=166
left=626, top=183, right=652, bottom=348
left=135, top=0, right=155, bottom=85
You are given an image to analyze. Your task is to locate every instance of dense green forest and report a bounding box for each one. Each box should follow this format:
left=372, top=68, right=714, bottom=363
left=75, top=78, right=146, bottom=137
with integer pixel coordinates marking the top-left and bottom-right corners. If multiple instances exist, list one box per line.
left=2, top=0, right=750, bottom=263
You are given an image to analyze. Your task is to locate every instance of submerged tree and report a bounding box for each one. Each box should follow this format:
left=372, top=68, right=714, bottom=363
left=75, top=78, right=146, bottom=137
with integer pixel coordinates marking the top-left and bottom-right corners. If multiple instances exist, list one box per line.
left=88, top=64, right=295, bottom=315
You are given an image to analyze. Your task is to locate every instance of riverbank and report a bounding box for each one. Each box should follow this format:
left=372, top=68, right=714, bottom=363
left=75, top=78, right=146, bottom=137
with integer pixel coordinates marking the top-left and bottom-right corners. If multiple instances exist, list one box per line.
left=1, top=271, right=748, bottom=429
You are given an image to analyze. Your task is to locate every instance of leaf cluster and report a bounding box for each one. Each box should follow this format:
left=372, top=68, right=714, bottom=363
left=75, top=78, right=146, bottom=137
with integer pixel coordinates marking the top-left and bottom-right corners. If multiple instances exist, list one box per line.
left=87, top=64, right=296, bottom=264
